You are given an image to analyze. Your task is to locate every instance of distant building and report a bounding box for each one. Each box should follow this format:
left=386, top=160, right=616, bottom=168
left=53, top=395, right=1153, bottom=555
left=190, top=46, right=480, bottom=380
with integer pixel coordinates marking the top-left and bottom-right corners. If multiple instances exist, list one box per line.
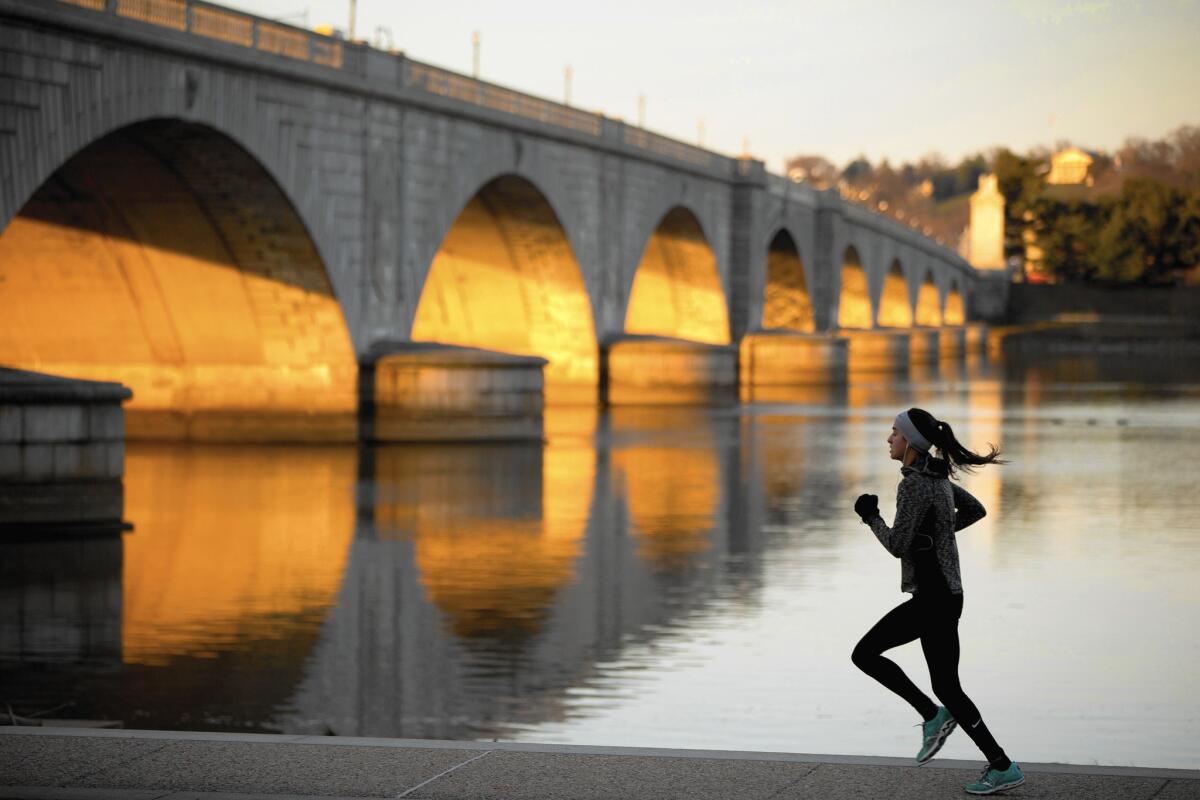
left=962, top=173, right=1006, bottom=271
left=1046, top=147, right=1095, bottom=186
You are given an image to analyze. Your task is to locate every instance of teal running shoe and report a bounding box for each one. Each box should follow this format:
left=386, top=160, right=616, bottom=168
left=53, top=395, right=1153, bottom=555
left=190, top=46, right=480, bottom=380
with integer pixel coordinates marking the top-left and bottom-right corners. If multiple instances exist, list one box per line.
left=917, top=706, right=957, bottom=764
left=964, top=762, right=1026, bottom=795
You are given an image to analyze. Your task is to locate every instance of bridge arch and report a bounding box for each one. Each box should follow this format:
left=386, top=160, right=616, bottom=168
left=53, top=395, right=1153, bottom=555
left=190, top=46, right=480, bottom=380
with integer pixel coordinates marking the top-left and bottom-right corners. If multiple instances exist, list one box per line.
left=413, top=147, right=600, bottom=331
left=0, top=119, right=357, bottom=439
left=762, top=228, right=815, bottom=332
left=0, top=83, right=361, bottom=346
left=944, top=276, right=967, bottom=325
left=915, top=267, right=943, bottom=326
left=411, top=175, right=599, bottom=403
left=623, top=206, right=730, bottom=344
left=877, top=258, right=913, bottom=328
left=837, top=245, right=873, bottom=329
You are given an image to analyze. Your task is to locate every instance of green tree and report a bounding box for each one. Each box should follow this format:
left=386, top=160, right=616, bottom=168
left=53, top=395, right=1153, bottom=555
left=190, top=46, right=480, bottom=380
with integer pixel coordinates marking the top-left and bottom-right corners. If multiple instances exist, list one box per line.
left=842, top=157, right=873, bottom=183
left=951, top=154, right=988, bottom=197
left=1096, top=178, right=1200, bottom=283
left=992, top=148, right=1045, bottom=261
left=785, top=154, right=838, bottom=187
left=1028, top=196, right=1107, bottom=282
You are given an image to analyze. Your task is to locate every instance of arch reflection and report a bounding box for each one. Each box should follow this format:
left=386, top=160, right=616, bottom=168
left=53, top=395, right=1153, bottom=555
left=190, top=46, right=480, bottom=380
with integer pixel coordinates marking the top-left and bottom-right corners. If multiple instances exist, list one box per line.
left=121, top=445, right=358, bottom=665
left=609, top=408, right=724, bottom=573
left=369, top=438, right=595, bottom=640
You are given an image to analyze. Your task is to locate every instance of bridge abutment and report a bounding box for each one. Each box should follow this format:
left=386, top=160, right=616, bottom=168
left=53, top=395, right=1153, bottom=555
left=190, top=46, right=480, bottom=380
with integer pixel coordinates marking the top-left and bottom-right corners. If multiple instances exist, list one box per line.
left=909, top=328, right=941, bottom=366
left=938, top=327, right=967, bottom=360
left=844, top=329, right=913, bottom=375
left=0, top=368, right=131, bottom=535
left=360, top=345, right=547, bottom=442
left=739, top=331, right=848, bottom=389
left=601, top=336, right=739, bottom=407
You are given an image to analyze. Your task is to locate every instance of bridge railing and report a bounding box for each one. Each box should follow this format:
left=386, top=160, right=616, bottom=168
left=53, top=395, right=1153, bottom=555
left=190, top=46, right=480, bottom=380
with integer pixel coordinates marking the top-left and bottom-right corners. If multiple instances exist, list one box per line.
left=58, top=0, right=365, bottom=73
left=405, top=61, right=603, bottom=137
left=405, top=60, right=716, bottom=169
left=766, top=174, right=819, bottom=205
left=52, top=0, right=718, bottom=170
left=622, top=126, right=714, bottom=169
left=54, top=0, right=723, bottom=172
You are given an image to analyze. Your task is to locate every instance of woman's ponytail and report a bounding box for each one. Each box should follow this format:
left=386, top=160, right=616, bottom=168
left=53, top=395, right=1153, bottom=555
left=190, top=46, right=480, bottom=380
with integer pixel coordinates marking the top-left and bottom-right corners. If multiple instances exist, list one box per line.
left=908, top=408, right=1005, bottom=477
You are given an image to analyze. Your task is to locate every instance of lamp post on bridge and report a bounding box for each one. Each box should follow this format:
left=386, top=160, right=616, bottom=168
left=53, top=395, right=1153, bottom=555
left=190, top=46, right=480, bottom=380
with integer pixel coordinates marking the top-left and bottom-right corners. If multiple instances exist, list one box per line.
left=472, top=31, right=480, bottom=78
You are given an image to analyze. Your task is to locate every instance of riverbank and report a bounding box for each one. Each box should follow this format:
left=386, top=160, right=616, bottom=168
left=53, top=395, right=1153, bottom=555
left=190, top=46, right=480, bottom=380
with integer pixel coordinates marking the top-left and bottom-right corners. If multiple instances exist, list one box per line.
left=990, top=316, right=1200, bottom=356
left=998, top=282, right=1200, bottom=355
left=2, top=728, right=1197, bottom=799
left=1006, top=283, right=1200, bottom=323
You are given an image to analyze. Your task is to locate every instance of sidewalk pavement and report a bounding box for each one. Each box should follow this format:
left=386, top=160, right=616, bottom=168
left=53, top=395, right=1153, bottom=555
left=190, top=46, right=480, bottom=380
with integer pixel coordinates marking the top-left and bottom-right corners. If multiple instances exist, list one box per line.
left=2, top=727, right=1197, bottom=800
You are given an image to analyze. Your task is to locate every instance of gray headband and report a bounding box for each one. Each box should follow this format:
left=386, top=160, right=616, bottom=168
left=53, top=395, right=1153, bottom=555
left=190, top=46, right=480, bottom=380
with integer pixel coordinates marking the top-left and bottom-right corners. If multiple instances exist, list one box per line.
left=894, top=411, right=932, bottom=453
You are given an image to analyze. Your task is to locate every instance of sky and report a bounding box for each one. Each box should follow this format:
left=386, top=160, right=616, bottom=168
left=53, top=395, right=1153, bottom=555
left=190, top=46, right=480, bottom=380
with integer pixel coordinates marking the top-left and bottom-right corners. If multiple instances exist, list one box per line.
left=224, top=0, right=1200, bottom=172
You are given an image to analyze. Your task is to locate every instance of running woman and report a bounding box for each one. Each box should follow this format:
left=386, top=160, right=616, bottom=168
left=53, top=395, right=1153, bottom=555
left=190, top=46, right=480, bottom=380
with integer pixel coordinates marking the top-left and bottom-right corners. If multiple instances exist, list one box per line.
left=851, top=407, right=1025, bottom=795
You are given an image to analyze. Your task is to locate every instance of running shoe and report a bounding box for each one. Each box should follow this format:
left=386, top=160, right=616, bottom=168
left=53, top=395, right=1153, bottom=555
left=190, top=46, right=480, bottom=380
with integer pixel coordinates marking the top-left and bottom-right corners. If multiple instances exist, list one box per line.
left=917, top=705, right=957, bottom=764
left=964, top=762, right=1026, bottom=795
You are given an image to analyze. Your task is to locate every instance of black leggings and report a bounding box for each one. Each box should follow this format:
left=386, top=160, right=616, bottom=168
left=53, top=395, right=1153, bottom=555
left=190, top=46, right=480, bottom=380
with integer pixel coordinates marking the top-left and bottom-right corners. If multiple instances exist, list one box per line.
left=851, top=592, right=1007, bottom=764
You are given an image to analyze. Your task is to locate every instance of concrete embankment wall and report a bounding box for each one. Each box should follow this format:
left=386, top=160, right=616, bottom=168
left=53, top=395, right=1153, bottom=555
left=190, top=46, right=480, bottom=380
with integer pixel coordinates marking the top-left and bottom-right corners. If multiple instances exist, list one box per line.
left=1007, top=284, right=1200, bottom=323
left=999, top=284, right=1200, bottom=356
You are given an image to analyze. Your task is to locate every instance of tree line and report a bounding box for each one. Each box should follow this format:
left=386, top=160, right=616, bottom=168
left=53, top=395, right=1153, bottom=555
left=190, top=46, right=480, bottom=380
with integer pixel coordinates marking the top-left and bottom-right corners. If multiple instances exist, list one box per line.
left=786, top=125, right=1200, bottom=285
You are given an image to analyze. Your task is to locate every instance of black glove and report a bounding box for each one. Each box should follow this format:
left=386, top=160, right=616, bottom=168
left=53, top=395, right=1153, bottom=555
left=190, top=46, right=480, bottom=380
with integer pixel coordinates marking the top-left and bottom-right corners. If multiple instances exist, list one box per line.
left=854, top=493, right=879, bottom=522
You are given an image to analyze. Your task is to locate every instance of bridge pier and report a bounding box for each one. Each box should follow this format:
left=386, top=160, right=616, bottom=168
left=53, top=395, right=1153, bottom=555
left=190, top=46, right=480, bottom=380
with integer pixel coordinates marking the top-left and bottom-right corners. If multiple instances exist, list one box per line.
left=360, top=344, right=547, bottom=442
left=0, top=368, right=131, bottom=536
left=908, top=329, right=941, bottom=366
left=739, top=331, right=848, bottom=388
left=938, top=327, right=966, bottom=360
left=602, top=336, right=738, bottom=406
left=844, top=330, right=912, bottom=375
left=965, top=323, right=989, bottom=356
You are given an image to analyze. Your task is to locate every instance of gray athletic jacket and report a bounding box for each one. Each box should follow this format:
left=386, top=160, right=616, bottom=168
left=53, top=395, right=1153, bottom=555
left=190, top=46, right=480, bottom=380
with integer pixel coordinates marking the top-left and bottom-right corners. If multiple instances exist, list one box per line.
left=863, top=453, right=986, bottom=594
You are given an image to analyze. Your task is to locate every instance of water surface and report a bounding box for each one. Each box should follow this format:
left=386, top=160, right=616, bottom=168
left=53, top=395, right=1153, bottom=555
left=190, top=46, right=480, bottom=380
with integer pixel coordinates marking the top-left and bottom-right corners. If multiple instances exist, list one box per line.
left=2, top=352, right=1197, bottom=768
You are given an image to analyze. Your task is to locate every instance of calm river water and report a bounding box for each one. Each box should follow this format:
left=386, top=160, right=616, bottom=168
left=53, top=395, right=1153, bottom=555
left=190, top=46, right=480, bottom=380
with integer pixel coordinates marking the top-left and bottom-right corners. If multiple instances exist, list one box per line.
left=2, top=351, right=1198, bottom=769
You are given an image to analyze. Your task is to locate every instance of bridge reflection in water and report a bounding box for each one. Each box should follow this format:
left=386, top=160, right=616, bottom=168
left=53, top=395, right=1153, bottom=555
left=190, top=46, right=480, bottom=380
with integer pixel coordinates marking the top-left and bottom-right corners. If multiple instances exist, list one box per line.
left=0, top=360, right=995, bottom=735
left=0, top=403, right=745, bottom=736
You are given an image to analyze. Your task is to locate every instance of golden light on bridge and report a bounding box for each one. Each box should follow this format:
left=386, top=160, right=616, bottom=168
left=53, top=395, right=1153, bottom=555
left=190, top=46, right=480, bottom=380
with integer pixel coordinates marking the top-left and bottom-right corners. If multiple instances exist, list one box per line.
left=762, top=229, right=815, bottom=332
left=915, top=274, right=943, bottom=326
left=945, top=286, right=966, bottom=325
left=877, top=260, right=913, bottom=328
left=624, top=208, right=730, bottom=344
left=837, top=246, right=872, bottom=329
left=412, top=176, right=599, bottom=405
left=0, top=121, right=357, bottom=440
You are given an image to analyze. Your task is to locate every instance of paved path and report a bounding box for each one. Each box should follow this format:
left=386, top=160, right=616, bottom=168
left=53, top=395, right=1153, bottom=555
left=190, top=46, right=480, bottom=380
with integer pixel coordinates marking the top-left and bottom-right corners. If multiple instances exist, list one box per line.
left=2, top=728, right=1197, bottom=799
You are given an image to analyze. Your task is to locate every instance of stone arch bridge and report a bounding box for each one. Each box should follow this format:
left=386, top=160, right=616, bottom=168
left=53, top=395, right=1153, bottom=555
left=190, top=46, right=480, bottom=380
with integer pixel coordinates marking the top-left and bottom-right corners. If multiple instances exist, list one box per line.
left=0, top=0, right=1008, bottom=441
